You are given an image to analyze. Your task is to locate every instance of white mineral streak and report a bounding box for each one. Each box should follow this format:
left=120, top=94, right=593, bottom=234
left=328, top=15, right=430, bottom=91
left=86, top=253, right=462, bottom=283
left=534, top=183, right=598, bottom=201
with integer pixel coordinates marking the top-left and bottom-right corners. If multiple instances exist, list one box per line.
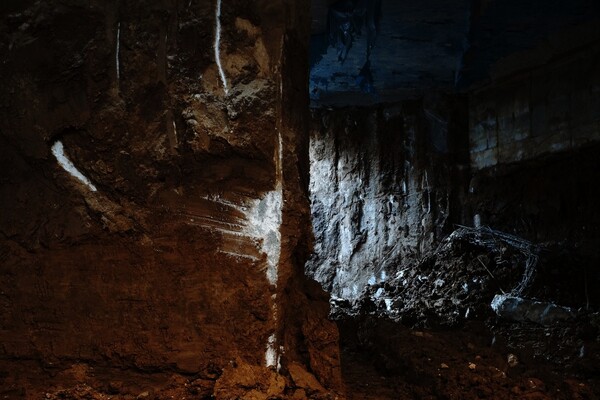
left=424, top=170, right=431, bottom=214
left=263, top=131, right=284, bottom=367
left=244, top=187, right=282, bottom=287
left=265, top=333, right=278, bottom=367
left=172, top=120, right=178, bottom=146
left=51, top=141, right=97, bottom=192
left=214, top=0, right=229, bottom=95
left=116, top=22, right=121, bottom=82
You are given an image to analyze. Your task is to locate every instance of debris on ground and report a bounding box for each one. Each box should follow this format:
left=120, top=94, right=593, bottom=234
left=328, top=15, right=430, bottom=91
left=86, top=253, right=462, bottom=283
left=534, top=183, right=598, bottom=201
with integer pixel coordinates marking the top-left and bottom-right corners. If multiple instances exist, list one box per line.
left=331, top=226, right=596, bottom=329
left=330, top=226, right=600, bottom=377
left=491, top=294, right=575, bottom=325
left=338, top=317, right=600, bottom=400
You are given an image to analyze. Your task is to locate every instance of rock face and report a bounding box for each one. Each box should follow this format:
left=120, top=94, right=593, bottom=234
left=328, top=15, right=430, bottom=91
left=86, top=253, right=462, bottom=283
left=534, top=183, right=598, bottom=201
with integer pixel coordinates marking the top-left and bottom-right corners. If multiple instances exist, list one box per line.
left=466, top=43, right=600, bottom=264
left=306, top=48, right=600, bottom=324
left=309, top=0, right=471, bottom=105
left=0, top=0, right=341, bottom=397
left=469, top=42, right=600, bottom=170
left=306, top=101, right=465, bottom=301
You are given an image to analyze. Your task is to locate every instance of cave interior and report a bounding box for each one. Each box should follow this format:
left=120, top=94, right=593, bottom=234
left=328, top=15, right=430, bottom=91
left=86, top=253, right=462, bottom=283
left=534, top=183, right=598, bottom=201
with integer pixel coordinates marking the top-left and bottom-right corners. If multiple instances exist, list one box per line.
left=0, top=0, right=599, bottom=399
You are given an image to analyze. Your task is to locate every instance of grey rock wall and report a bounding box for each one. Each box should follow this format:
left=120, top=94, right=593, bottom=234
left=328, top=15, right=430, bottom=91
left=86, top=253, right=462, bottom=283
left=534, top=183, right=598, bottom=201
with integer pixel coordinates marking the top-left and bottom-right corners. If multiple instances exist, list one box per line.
left=307, top=105, right=454, bottom=301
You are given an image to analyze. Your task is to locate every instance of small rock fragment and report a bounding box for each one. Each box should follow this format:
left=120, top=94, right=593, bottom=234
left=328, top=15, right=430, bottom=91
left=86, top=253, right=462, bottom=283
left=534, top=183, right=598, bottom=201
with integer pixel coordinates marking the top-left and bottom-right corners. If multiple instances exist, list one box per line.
left=492, top=367, right=506, bottom=379
left=288, top=362, right=326, bottom=393
left=412, top=331, right=433, bottom=338
left=468, top=362, right=477, bottom=371
left=491, top=294, right=575, bottom=325
left=292, top=388, right=308, bottom=400
left=527, top=378, right=544, bottom=390
left=507, top=353, right=519, bottom=368
left=440, top=363, right=449, bottom=369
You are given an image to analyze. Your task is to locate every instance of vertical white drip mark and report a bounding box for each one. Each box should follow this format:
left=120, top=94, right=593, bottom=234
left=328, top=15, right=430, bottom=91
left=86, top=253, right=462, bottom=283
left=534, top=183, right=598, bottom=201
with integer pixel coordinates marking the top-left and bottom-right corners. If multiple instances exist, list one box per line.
left=269, top=130, right=284, bottom=286
left=163, top=30, right=169, bottom=83
left=424, top=170, right=431, bottom=214
left=51, top=141, right=97, bottom=192
left=264, top=131, right=284, bottom=368
left=277, top=130, right=283, bottom=180
left=214, top=0, right=228, bottom=95
left=116, top=22, right=121, bottom=83
left=172, top=120, right=178, bottom=146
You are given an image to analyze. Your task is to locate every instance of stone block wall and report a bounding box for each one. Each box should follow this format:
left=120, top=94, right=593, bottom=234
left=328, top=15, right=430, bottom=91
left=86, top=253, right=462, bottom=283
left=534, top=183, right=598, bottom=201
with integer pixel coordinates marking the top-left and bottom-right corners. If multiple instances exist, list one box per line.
left=467, top=43, right=600, bottom=270
left=469, top=45, right=600, bottom=169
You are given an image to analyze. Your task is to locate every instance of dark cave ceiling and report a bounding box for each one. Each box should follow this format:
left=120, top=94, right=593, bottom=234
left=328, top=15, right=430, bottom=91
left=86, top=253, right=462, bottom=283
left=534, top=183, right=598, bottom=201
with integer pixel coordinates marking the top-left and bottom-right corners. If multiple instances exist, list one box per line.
left=310, top=0, right=600, bottom=106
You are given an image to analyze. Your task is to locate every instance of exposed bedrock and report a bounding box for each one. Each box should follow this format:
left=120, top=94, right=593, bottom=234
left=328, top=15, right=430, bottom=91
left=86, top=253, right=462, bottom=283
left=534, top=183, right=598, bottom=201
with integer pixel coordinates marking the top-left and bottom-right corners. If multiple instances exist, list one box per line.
left=306, top=100, right=467, bottom=302
left=307, top=44, right=600, bottom=319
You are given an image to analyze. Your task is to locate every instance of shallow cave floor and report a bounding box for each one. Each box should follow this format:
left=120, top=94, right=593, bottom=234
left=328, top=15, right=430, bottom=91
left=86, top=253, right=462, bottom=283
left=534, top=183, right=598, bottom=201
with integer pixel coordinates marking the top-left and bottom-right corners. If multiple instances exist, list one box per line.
left=337, top=318, right=599, bottom=400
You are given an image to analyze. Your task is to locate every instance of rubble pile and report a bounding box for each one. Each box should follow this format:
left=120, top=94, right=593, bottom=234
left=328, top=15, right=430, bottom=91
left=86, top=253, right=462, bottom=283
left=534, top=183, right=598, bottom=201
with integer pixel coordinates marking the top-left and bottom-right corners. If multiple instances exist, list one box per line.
left=332, top=227, right=595, bottom=329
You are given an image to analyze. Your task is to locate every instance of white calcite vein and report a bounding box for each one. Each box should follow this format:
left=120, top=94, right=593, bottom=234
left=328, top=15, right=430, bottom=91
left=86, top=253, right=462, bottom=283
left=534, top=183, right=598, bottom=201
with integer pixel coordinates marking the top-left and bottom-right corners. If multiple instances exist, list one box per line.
left=51, top=141, right=97, bottom=192
left=214, top=0, right=229, bottom=95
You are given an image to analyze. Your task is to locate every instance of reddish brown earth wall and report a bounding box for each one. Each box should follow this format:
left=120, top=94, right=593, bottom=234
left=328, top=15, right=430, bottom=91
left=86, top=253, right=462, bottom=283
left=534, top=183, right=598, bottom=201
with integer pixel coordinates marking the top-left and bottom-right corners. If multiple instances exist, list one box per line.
left=0, top=1, right=341, bottom=398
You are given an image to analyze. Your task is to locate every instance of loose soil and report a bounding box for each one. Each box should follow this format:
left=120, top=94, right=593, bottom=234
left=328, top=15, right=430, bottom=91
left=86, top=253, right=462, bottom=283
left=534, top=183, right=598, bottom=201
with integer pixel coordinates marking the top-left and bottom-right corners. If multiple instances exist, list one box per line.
left=339, top=318, right=599, bottom=400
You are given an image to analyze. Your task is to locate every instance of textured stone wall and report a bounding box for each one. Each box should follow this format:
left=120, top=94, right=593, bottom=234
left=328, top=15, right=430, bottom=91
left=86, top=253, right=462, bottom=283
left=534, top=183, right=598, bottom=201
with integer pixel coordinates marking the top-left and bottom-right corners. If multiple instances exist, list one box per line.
left=469, top=44, right=600, bottom=169
left=0, top=0, right=341, bottom=397
left=306, top=102, right=462, bottom=301
left=467, top=42, right=600, bottom=276
left=467, top=145, right=600, bottom=261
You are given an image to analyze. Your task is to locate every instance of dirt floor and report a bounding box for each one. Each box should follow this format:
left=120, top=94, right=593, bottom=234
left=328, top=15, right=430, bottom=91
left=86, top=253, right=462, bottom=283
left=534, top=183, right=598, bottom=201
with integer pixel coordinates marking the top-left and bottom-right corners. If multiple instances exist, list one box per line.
left=333, top=226, right=600, bottom=399
left=1, top=314, right=598, bottom=400
left=338, top=318, right=599, bottom=400
left=2, top=226, right=599, bottom=399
